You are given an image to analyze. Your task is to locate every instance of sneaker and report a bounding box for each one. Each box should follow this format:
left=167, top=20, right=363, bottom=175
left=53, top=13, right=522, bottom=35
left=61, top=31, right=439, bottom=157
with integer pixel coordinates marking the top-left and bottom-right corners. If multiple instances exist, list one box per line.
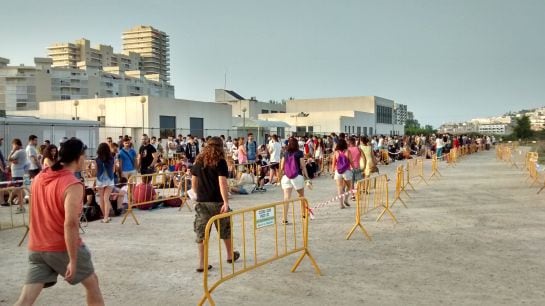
left=0, top=203, right=9, bottom=207
left=15, top=207, right=26, bottom=214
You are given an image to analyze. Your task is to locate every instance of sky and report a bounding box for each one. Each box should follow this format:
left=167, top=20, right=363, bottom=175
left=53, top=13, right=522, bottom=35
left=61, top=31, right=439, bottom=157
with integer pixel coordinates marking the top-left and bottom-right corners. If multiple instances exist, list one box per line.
left=1, top=0, right=544, bottom=127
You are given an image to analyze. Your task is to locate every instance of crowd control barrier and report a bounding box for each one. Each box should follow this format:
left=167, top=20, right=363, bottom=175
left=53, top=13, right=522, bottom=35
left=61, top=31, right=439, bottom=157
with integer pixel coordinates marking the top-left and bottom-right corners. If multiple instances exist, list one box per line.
left=429, top=155, right=442, bottom=181
left=121, top=171, right=191, bottom=225
left=0, top=185, right=30, bottom=246
left=405, top=157, right=428, bottom=191
left=391, top=165, right=409, bottom=208
left=346, top=174, right=396, bottom=241
left=198, top=197, right=321, bottom=305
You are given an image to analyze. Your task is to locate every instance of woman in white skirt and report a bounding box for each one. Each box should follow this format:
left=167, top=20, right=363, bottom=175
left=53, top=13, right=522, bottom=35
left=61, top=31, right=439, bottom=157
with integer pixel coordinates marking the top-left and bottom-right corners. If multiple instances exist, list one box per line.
left=280, top=137, right=309, bottom=224
left=95, top=143, right=115, bottom=223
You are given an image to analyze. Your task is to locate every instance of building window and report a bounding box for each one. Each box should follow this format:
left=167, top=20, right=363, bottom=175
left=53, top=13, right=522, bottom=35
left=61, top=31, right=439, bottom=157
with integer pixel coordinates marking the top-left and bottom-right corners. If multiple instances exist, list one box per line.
left=160, top=115, right=176, bottom=138
left=376, top=105, right=393, bottom=124
left=369, top=127, right=373, bottom=135
left=261, top=109, right=270, bottom=114
left=363, top=127, right=368, bottom=135
left=97, top=116, right=106, bottom=127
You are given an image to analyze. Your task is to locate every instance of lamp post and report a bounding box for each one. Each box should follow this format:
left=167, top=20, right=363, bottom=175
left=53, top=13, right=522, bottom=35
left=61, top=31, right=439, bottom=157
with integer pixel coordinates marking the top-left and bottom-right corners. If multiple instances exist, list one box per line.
left=140, top=96, right=146, bottom=135
left=73, top=100, right=79, bottom=120
left=290, top=112, right=309, bottom=136
left=242, top=107, right=247, bottom=134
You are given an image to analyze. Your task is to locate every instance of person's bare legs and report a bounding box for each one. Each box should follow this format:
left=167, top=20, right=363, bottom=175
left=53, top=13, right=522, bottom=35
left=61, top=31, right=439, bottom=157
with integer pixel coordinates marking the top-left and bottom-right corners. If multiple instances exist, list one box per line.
left=296, top=188, right=305, bottom=217
left=80, top=273, right=105, bottom=306
left=102, top=187, right=112, bottom=222
left=97, top=187, right=105, bottom=219
left=344, top=180, right=353, bottom=205
left=336, top=178, right=345, bottom=208
left=282, top=187, right=293, bottom=222
left=14, top=283, right=44, bottom=306
left=223, top=238, right=234, bottom=260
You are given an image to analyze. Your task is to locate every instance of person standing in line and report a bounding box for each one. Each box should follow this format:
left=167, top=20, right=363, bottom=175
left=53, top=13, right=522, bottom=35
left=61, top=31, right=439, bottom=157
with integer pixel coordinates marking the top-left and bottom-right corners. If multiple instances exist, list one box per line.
left=191, top=137, right=239, bottom=272
left=138, top=134, right=158, bottom=175
left=359, top=136, right=374, bottom=178
left=8, top=138, right=27, bottom=213
left=118, top=137, right=137, bottom=179
left=347, top=137, right=363, bottom=200
left=267, top=134, right=282, bottom=185
left=95, top=143, right=115, bottom=223
left=14, top=138, right=104, bottom=306
left=237, top=136, right=248, bottom=166
left=246, top=133, right=257, bottom=165
left=26, top=135, right=40, bottom=179
left=0, top=138, right=8, bottom=206
left=436, top=134, right=445, bottom=159
left=185, top=136, right=199, bottom=165
left=332, top=138, right=353, bottom=209
left=280, top=137, right=310, bottom=224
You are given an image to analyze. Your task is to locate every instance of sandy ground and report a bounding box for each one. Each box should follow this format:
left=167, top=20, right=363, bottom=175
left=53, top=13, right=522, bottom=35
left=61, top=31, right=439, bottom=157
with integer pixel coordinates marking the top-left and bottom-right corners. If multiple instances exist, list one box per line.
left=1, top=149, right=545, bottom=306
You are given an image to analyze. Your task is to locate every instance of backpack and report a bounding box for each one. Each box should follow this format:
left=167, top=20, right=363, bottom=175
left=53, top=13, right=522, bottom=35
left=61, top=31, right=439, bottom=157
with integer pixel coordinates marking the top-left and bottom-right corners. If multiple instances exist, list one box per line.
left=284, top=152, right=300, bottom=179
left=336, top=151, right=350, bottom=174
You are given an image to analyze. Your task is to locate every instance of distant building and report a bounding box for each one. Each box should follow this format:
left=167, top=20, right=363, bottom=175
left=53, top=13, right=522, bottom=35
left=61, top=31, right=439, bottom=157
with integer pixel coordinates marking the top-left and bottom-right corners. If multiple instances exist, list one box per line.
left=122, top=26, right=170, bottom=83
left=439, top=115, right=513, bottom=135
left=517, top=107, right=545, bottom=131
left=394, top=103, right=408, bottom=125
left=0, top=57, right=174, bottom=111
left=215, top=89, right=286, bottom=118
left=258, top=95, right=404, bottom=136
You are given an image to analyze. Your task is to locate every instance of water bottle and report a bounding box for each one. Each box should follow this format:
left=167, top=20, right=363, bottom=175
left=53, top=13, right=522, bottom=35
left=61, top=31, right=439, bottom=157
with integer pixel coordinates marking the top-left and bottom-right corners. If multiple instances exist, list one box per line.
left=23, top=173, right=30, bottom=186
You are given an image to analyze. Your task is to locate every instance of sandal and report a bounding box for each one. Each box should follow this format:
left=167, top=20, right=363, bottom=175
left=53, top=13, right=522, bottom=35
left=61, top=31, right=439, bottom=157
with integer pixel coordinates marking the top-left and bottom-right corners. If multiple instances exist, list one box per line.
left=281, top=220, right=289, bottom=225
left=227, top=251, right=240, bottom=264
left=196, top=265, right=213, bottom=273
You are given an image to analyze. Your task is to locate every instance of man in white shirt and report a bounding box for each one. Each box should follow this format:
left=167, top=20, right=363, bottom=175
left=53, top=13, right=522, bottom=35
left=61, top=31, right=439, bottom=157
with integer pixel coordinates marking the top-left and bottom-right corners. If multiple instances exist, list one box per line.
left=267, top=134, right=282, bottom=184
left=26, top=135, right=40, bottom=179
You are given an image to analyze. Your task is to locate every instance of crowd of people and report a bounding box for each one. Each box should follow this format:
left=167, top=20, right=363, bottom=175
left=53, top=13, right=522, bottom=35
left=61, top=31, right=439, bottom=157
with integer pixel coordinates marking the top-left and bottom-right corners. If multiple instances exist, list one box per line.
left=3, top=130, right=495, bottom=304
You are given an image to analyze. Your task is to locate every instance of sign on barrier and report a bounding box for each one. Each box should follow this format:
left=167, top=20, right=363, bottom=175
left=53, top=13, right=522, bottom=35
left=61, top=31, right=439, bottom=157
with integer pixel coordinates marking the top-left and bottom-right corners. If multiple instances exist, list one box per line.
left=0, top=186, right=30, bottom=246
left=199, top=198, right=321, bottom=306
left=121, top=171, right=191, bottom=225
left=346, top=174, right=396, bottom=241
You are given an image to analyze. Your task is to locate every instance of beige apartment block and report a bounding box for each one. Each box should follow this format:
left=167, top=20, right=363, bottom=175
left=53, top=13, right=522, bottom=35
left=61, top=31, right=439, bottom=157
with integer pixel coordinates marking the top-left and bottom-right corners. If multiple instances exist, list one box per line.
left=123, top=25, right=170, bottom=83
left=0, top=57, right=174, bottom=111
left=48, top=38, right=141, bottom=71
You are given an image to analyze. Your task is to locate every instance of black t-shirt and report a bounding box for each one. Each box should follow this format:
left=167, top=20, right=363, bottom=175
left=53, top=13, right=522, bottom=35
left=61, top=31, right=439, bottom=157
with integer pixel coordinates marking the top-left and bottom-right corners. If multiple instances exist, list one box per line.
left=139, top=144, right=157, bottom=172
left=191, top=158, right=229, bottom=203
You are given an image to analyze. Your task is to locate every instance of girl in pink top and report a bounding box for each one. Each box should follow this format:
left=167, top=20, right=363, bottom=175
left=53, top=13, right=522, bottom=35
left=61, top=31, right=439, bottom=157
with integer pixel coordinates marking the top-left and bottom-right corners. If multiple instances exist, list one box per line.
left=237, top=137, right=248, bottom=164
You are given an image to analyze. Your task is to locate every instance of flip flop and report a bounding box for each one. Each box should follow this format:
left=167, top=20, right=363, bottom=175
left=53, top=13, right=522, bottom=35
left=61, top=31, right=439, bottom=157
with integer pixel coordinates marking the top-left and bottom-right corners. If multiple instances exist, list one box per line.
left=196, top=265, right=213, bottom=273
left=227, top=251, right=240, bottom=264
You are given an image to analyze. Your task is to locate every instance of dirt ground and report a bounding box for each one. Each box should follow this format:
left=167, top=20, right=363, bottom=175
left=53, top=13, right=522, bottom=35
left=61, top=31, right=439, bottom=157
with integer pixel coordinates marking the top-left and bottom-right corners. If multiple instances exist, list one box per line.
left=1, top=149, right=545, bottom=306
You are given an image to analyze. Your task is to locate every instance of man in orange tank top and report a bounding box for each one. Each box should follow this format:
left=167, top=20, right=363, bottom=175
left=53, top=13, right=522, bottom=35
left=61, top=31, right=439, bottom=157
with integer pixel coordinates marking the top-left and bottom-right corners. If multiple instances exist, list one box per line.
left=15, top=138, right=104, bottom=306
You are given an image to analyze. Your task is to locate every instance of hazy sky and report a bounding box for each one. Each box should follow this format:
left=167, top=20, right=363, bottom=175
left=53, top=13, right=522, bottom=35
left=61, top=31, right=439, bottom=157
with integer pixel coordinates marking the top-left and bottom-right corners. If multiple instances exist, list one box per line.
left=2, top=0, right=544, bottom=127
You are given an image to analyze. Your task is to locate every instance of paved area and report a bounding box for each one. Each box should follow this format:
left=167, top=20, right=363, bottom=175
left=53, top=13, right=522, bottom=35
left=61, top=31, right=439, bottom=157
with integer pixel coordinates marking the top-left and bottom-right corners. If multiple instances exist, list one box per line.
left=1, top=149, right=545, bottom=305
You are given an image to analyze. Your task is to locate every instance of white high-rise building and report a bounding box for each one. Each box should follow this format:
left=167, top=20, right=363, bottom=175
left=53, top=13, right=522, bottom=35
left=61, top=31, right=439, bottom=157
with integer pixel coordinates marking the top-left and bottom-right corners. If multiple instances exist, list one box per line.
left=123, top=26, right=170, bottom=83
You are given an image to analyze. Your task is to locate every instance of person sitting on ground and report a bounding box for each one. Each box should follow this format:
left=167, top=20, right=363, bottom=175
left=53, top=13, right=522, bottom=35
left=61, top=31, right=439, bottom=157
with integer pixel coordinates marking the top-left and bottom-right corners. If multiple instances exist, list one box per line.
left=229, top=168, right=256, bottom=194
left=254, top=154, right=268, bottom=191
left=110, top=177, right=128, bottom=216
left=132, top=175, right=158, bottom=210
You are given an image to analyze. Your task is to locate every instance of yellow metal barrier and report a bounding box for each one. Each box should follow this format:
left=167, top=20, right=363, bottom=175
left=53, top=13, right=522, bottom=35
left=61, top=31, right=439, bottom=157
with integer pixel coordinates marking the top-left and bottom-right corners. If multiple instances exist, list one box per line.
left=429, top=155, right=442, bottom=180
left=198, top=198, right=321, bottom=306
left=405, top=157, right=428, bottom=191
left=346, top=174, right=396, bottom=241
left=391, top=165, right=409, bottom=208
left=0, top=186, right=30, bottom=246
left=121, top=171, right=191, bottom=225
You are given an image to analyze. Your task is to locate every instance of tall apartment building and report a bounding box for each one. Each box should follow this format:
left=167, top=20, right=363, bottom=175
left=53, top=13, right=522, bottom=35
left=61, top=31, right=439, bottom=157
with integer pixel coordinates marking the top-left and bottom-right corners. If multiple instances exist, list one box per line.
left=123, top=26, right=170, bottom=83
left=394, top=103, right=408, bottom=125
left=0, top=57, right=174, bottom=111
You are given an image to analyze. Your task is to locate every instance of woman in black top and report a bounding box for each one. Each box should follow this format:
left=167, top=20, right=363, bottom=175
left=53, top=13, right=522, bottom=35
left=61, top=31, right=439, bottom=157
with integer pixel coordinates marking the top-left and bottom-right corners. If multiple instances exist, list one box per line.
left=191, top=137, right=239, bottom=272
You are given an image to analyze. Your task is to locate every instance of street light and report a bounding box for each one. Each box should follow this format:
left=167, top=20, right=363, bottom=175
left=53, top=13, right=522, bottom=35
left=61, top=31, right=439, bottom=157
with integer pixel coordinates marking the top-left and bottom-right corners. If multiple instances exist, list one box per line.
left=73, top=100, right=79, bottom=120
left=290, top=112, right=309, bottom=136
left=140, top=96, right=147, bottom=135
left=242, top=107, right=247, bottom=133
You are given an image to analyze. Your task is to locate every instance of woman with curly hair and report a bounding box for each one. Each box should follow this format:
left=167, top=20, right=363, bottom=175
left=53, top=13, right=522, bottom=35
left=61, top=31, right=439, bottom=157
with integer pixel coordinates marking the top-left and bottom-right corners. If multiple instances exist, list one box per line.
left=41, top=144, right=59, bottom=169
left=191, top=137, right=239, bottom=272
left=95, top=143, right=115, bottom=223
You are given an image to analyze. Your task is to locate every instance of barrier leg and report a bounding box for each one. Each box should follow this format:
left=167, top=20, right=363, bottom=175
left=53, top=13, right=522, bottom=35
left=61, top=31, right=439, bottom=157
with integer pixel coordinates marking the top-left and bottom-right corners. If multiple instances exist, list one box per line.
left=376, top=206, right=397, bottom=223
left=290, top=249, right=322, bottom=275
left=121, top=208, right=140, bottom=225
left=346, top=222, right=372, bottom=240
left=391, top=196, right=407, bottom=209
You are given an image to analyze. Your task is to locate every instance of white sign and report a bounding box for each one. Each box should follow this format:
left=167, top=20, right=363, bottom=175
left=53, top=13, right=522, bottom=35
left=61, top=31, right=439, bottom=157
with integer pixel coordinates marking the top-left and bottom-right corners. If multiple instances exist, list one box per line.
left=256, top=207, right=275, bottom=229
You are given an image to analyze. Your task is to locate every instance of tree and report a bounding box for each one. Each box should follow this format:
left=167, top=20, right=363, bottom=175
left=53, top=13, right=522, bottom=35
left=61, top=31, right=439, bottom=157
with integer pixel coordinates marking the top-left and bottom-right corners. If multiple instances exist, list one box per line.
left=513, top=115, right=533, bottom=140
